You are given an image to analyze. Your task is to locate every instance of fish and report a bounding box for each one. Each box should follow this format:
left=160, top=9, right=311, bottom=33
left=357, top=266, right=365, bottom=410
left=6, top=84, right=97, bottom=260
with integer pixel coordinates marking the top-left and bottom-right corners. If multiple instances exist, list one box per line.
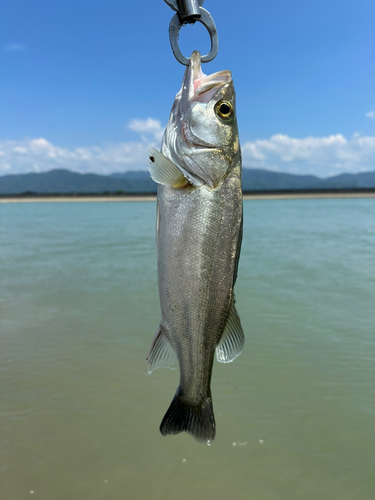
left=147, top=50, right=244, bottom=443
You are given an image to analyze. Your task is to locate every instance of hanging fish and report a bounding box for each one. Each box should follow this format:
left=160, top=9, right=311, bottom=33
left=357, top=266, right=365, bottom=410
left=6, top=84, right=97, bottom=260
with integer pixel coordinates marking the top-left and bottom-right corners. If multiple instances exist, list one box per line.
left=147, top=50, right=244, bottom=443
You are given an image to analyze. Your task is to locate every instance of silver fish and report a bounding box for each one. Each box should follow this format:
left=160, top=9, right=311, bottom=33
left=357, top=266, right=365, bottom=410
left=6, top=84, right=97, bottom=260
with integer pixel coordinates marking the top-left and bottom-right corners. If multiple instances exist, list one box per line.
left=147, top=51, right=244, bottom=443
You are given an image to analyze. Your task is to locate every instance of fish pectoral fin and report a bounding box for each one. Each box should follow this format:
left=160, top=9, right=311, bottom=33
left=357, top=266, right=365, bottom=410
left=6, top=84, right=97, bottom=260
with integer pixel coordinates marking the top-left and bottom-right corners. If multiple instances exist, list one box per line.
left=146, top=323, right=178, bottom=374
left=216, top=297, right=245, bottom=363
left=148, top=147, right=189, bottom=188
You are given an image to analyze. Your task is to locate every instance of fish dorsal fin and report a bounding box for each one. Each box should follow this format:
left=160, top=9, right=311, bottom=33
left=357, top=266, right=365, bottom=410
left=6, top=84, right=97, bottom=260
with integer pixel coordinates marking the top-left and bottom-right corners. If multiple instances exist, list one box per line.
left=216, top=298, right=245, bottom=363
left=147, top=324, right=178, bottom=374
left=148, top=147, right=189, bottom=188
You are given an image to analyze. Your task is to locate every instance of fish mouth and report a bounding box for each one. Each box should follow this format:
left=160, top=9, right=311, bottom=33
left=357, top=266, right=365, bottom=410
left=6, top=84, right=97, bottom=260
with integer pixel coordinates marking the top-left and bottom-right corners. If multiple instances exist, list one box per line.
left=177, top=51, right=232, bottom=150
left=180, top=51, right=232, bottom=111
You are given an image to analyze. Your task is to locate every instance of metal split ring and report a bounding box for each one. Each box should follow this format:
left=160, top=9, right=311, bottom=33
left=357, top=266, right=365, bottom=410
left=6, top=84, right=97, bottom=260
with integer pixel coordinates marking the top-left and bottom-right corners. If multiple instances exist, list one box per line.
left=168, top=6, right=218, bottom=66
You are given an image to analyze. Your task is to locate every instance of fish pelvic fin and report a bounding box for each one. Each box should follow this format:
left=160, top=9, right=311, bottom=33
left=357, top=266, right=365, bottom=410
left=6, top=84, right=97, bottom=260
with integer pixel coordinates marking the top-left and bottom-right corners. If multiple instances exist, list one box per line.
left=147, top=324, right=177, bottom=374
left=148, top=147, right=189, bottom=188
left=160, top=387, right=215, bottom=444
left=216, top=296, right=245, bottom=363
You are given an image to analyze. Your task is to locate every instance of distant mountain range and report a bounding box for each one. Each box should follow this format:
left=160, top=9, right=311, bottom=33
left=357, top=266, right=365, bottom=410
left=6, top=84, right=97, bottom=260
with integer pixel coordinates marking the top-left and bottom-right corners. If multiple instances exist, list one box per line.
left=0, top=168, right=375, bottom=195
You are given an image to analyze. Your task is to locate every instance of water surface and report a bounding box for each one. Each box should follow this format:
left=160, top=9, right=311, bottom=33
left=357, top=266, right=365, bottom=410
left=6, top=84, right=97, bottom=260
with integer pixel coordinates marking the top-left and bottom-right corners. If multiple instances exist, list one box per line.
left=1, top=199, right=374, bottom=500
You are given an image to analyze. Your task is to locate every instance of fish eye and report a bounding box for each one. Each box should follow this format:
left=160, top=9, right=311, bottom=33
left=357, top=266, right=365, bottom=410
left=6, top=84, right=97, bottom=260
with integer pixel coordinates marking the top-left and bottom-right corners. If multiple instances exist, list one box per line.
left=215, top=100, right=234, bottom=121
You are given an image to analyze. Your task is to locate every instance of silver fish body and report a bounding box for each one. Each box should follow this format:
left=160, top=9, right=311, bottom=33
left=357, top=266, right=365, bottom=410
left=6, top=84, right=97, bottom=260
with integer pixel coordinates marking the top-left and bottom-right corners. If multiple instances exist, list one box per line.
left=147, top=51, right=244, bottom=443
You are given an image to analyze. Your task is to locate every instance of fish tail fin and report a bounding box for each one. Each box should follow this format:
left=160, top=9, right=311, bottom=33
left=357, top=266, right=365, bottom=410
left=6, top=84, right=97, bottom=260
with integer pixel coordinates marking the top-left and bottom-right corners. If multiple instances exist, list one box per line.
left=160, top=387, right=215, bottom=443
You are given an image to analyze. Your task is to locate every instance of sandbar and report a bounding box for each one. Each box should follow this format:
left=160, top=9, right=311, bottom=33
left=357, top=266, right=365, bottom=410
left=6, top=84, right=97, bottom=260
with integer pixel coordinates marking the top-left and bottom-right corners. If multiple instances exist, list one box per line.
left=1, top=191, right=375, bottom=203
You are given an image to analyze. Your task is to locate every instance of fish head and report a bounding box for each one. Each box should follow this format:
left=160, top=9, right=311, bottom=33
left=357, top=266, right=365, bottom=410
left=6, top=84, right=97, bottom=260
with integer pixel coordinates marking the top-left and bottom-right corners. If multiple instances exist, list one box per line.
left=162, top=51, right=240, bottom=188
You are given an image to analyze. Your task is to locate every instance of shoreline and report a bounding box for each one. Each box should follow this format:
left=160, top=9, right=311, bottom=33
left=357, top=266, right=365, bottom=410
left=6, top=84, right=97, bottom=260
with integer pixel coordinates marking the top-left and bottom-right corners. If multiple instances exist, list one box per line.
left=1, top=190, right=375, bottom=203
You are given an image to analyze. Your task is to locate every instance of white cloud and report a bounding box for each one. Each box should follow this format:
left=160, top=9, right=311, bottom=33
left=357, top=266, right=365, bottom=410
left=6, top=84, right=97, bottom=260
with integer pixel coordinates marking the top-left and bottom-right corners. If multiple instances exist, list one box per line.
left=3, top=43, right=26, bottom=52
left=0, top=118, right=168, bottom=175
left=0, top=138, right=154, bottom=175
left=1, top=125, right=375, bottom=177
left=366, top=108, right=375, bottom=120
left=242, top=133, right=375, bottom=177
left=127, top=118, right=164, bottom=141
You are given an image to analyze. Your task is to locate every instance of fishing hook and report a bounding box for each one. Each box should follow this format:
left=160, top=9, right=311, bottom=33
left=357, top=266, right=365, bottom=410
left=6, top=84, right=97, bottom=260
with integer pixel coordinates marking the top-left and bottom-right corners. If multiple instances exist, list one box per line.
left=164, top=0, right=218, bottom=66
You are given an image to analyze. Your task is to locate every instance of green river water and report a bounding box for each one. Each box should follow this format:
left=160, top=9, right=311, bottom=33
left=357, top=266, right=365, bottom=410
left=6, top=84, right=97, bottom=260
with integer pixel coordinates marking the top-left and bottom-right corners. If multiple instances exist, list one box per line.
left=0, top=198, right=374, bottom=500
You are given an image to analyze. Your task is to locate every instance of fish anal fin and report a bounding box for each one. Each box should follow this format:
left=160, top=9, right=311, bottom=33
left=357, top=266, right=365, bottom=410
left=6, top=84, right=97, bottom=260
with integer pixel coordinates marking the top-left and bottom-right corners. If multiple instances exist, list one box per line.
left=148, top=147, right=189, bottom=188
left=216, top=298, right=244, bottom=363
left=147, top=324, right=177, bottom=374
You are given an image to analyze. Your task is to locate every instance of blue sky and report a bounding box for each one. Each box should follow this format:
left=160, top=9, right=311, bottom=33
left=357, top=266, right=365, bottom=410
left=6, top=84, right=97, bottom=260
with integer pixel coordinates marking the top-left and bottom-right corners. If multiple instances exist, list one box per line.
left=1, top=0, right=374, bottom=177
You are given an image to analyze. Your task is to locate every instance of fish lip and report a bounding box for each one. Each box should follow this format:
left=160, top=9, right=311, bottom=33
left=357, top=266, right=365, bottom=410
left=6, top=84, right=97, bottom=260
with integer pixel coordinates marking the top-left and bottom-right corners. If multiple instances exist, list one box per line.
left=194, top=70, right=232, bottom=98
left=191, top=143, right=218, bottom=150
left=181, top=51, right=232, bottom=107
